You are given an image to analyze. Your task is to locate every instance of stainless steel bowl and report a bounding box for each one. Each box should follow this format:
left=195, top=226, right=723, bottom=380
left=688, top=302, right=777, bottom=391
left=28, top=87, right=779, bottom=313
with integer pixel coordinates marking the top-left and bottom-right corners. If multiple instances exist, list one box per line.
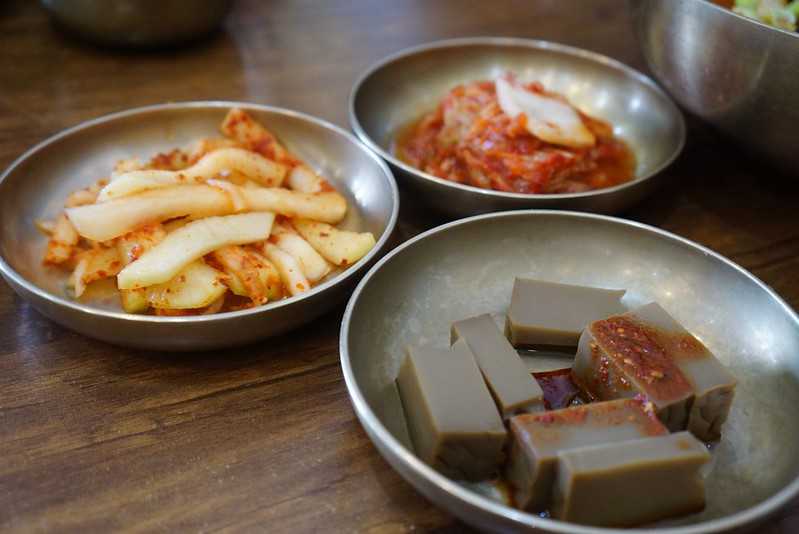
left=0, top=102, right=398, bottom=351
left=633, top=0, right=799, bottom=176
left=340, top=210, right=799, bottom=533
left=41, top=0, right=232, bottom=48
left=350, top=38, right=685, bottom=218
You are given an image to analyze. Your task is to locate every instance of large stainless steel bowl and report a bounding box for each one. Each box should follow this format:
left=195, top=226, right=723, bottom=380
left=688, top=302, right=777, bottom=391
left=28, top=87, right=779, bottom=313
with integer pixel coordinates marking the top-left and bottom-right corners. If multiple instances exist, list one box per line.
left=0, top=102, right=398, bottom=351
left=350, top=38, right=685, bottom=218
left=633, top=0, right=799, bottom=176
left=341, top=210, right=799, bottom=533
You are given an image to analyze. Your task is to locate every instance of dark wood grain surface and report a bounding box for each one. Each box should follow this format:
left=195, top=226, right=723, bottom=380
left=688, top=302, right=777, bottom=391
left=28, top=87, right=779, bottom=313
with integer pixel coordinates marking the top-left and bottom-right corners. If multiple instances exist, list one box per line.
left=1, top=0, right=798, bottom=532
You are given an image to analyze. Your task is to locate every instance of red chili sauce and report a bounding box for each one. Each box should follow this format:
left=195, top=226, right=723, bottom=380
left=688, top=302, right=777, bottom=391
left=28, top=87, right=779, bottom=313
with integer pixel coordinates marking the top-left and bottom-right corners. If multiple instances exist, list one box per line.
left=532, top=368, right=583, bottom=410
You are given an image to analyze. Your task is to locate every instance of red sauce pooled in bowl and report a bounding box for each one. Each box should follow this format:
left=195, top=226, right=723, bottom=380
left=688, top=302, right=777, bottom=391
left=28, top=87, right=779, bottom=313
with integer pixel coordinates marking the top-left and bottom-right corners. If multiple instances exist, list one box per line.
left=395, top=79, right=635, bottom=195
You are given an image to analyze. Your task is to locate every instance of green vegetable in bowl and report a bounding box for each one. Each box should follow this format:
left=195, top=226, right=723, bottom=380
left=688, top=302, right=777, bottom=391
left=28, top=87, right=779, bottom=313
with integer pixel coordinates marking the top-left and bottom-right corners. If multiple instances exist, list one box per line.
left=733, top=0, right=799, bottom=31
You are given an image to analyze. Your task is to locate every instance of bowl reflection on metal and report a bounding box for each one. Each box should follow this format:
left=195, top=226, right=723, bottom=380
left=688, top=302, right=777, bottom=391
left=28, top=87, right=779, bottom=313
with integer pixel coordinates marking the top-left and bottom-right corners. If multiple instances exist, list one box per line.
left=350, top=38, right=685, bottom=217
left=341, top=210, right=799, bottom=533
left=0, top=102, right=398, bottom=351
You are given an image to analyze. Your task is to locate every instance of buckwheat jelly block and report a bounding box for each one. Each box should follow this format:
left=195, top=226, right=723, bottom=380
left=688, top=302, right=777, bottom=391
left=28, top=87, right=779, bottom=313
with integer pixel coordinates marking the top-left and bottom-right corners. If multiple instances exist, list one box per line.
left=396, top=341, right=507, bottom=481
left=573, top=302, right=737, bottom=440
left=451, top=314, right=544, bottom=417
left=505, top=278, right=626, bottom=348
left=552, top=432, right=710, bottom=527
left=505, top=398, right=668, bottom=511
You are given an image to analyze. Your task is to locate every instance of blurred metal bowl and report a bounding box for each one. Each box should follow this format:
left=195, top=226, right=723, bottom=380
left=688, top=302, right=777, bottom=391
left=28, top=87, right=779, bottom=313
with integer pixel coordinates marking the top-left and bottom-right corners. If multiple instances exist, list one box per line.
left=0, top=102, right=398, bottom=351
left=350, top=38, right=685, bottom=218
left=633, top=0, right=799, bottom=176
left=341, top=210, right=799, bottom=533
left=41, top=0, right=232, bottom=47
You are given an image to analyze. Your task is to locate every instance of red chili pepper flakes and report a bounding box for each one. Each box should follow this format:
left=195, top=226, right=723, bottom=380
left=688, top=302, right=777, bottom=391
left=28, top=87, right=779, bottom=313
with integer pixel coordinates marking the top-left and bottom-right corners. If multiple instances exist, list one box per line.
left=518, top=397, right=667, bottom=437
left=590, top=316, right=693, bottom=402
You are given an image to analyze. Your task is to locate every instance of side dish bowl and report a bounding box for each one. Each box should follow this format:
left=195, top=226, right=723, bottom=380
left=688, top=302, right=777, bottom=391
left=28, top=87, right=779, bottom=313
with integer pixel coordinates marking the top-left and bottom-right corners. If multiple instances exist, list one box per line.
left=0, top=102, right=398, bottom=351
left=340, top=210, right=799, bottom=533
left=42, top=0, right=232, bottom=48
left=350, top=38, right=685, bottom=217
left=633, top=0, right=799, bottom=176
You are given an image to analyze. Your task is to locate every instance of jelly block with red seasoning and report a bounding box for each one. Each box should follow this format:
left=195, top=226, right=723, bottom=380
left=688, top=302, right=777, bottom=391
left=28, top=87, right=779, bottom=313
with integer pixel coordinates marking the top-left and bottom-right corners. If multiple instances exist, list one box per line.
left=573, top=302, right=736, bottom=440
left=505, top=398, right=668, bottom=512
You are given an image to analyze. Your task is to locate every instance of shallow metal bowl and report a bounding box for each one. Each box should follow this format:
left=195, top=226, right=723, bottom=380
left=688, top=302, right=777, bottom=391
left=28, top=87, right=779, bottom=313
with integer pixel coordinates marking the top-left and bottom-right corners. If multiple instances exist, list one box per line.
left=0, top=102, right=398, bottom=351
left=350, top=38, right=685, bottom=217
left=633, top=0, right=799, bottom=176
left=340, top=210, right=799, bottom=533
left=41, top=0, right=232, bottom=48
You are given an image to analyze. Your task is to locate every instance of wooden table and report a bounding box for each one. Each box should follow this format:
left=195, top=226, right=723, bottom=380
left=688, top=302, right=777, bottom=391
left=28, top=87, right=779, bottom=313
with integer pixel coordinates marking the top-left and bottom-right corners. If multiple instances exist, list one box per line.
left=1, top=1, right=797, bottom=531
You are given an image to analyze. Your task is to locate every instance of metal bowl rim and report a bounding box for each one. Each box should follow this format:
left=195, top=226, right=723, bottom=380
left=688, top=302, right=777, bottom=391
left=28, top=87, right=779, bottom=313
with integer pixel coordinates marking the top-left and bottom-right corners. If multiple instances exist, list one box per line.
left=0, top=100, right=400, bottom=324
left=693, top=0, right=799, bottom=40
left=349, top=36, right=686, bottom=202
left=339, top=209, right=799, bottom=534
